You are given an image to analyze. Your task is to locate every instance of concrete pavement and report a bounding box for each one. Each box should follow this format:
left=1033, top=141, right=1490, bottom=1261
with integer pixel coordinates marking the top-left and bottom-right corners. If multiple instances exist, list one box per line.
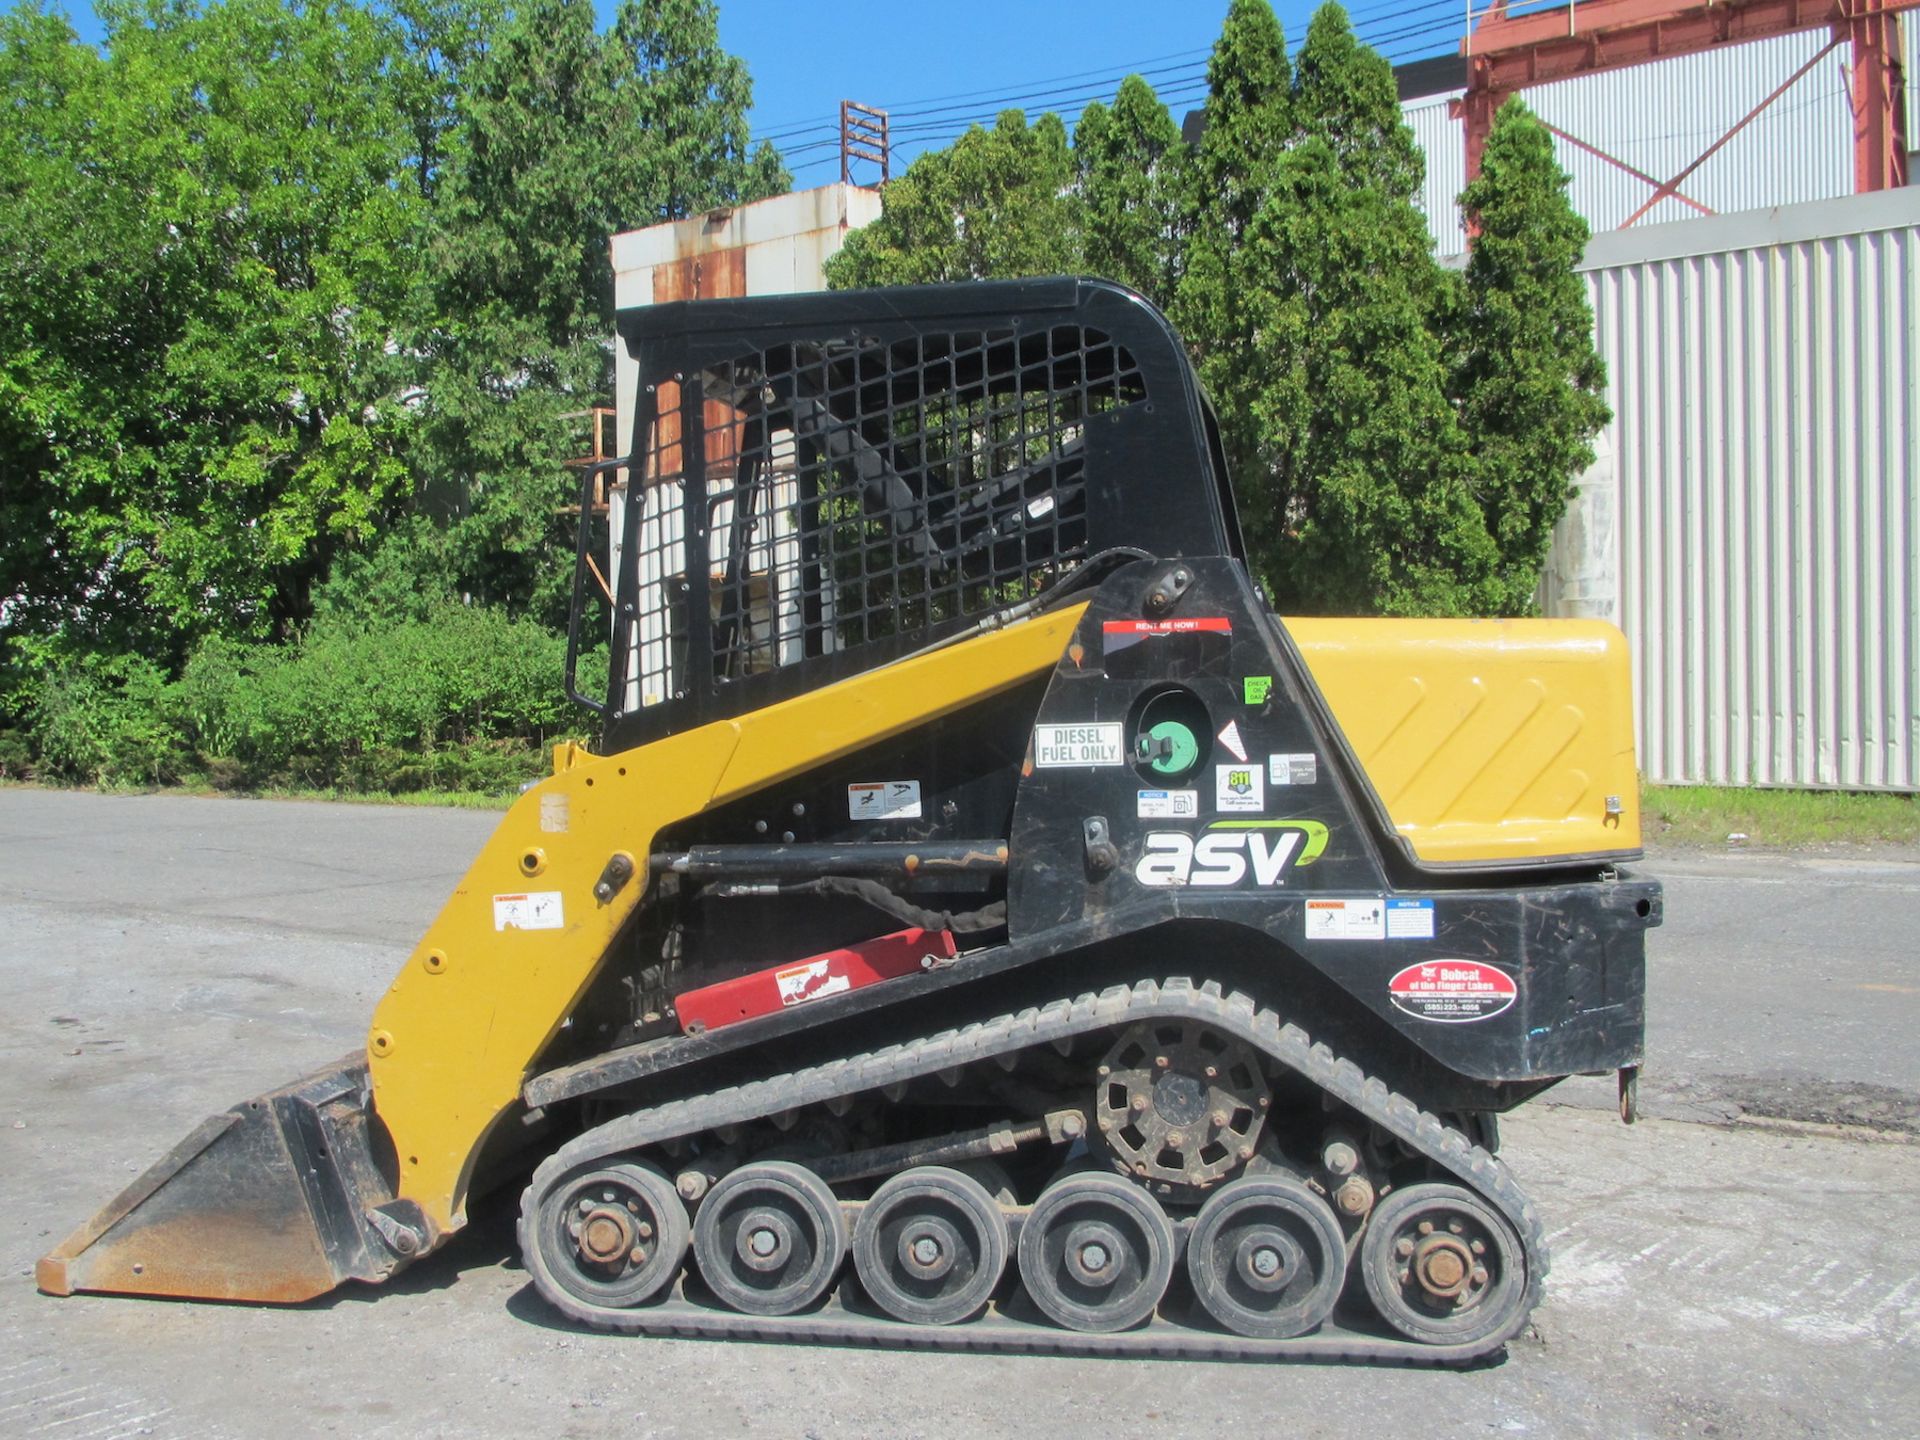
left=2, top=790, right=1915, bottom=1439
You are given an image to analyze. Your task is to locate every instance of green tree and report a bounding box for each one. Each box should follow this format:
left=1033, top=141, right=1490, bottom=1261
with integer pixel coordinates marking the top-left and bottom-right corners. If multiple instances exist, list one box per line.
left=412, top=0, right=786, bottom=623
left=1074, top=75, right=1184, bottom=309
left=1247, top=2, right=1497, bottom=616
left=1450, top=98, right=1610, bottom=613
left=1168, top=0, right=1293, bottom=548
left=1, top=0, right=423, bottom=691
left=825, top=109, right=1078, bottom=288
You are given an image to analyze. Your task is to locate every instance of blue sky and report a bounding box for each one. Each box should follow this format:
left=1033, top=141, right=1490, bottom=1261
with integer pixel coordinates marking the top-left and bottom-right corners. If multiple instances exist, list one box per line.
left=55, top=0, right=1465, bottom=184
left=713, top=0, right=1463, bottom=182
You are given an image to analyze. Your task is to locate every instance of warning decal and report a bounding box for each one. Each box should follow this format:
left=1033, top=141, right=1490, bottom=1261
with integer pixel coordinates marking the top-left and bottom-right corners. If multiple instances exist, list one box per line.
left=1304, top=897, right=1385, bottom=940
left=849, top=780, right=922, bottom=821
left=493, top=891, right=564, bottom=931
left=1216, top=720, right=1249, bottom=763
left=775, top=958, right=852, bottom=1008
left=1387, top=961, right=1517, bottom=1023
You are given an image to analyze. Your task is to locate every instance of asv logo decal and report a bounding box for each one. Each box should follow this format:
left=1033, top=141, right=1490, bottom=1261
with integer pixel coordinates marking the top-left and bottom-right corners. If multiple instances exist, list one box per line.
left=1134, top=820, right=1329, bottom=887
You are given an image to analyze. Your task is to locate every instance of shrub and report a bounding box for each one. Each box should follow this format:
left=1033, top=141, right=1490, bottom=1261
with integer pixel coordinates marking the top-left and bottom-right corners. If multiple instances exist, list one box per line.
left=25, top=604, right=578, bottom=796
left=30, top=654, right=190, bottom=787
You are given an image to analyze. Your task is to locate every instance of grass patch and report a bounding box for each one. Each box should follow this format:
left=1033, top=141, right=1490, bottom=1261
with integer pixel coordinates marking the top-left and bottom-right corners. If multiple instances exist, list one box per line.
left=0, top=778, right=517, bottom=811
left=1644, top=784, right=1920, bottom=849
left=184, top=784, right=517, bottom=811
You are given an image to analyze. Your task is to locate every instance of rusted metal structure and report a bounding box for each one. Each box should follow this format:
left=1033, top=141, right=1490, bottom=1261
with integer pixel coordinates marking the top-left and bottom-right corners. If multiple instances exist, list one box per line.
left=1455, top=0, right=1913, bottom=228
left=839, top=101, right=890, bottom=186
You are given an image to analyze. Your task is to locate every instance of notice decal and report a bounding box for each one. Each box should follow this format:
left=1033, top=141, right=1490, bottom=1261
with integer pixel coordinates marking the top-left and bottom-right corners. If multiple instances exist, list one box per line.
left=1304, top=897, right=1385, bottom=940
left=775, top=957, right=851, bottom=1008
left=1385, top=897, right=1436, bottom=939
left=1137, top=789, right=1199, bottom=819
left=1388, top=961, right=1517, bottom=1023
left=848, top=780, right=922, bottom=821
left=493, top=891, right=564, bottom=932
left=1243, top=676, right=1273, bottom=705
left=1133, top=819, right=1329, bottom=887
left=1034, top=722, right=1125, bottom=767
left=1268, top=753, right=1318, bottom=786
left=1215, top=762, right=1265, bottom=814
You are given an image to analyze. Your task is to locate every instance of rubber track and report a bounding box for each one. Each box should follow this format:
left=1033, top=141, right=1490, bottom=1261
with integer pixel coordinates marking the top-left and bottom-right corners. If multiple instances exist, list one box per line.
left=518, top=977, right=1547, bottom=1365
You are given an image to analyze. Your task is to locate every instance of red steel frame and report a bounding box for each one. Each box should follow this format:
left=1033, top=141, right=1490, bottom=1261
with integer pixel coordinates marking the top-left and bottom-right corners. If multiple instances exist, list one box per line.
left=1453, top=0, right=1914, bottom=228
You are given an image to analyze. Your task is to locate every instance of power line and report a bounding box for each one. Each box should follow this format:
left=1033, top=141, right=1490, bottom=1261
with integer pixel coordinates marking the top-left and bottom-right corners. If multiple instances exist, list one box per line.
left=782, top=78, right=1215, bottom=176
left=884, top=75, right=1210, bottom=141
left=882, top=58, right=1210, bottom=123
left=750, top=44, right=1217, bottom=136
left=763, top=7, right=1472, bottom=172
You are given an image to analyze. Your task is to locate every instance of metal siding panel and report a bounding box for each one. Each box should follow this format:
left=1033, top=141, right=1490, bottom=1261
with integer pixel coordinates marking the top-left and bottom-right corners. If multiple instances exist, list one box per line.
left=1572, top=197, right=1920, bottom=792
left=1404, top=33, right=1860, bottom=251
left=1403, top=96, right=1467, bottom=254
left=1909, top=17, right=1920, bottom=144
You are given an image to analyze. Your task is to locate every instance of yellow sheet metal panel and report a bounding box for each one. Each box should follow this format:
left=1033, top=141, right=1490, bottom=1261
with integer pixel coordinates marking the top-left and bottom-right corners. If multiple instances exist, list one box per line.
left=1287, top=617, right=1641, bottom=865
left=367, top=604, right=1086, bottom=1236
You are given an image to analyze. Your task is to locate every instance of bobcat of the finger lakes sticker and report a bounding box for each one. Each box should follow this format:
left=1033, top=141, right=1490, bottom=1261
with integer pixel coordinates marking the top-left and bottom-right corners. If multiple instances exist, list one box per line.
left=1387, top=961, right=1517, bottom=1023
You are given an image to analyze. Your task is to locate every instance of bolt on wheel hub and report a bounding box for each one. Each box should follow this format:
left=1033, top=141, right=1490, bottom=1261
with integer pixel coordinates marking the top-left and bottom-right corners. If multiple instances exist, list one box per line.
left=1063, top=1220, right=1127, bottom=1288
left=734, top=1207, right=795, bottom=1272
left=1231, top=1225, right=1304, bottom=1293
left=897, top=1217, right=961, bottom=1281
left=576, top=1206, right=637, bottom=1265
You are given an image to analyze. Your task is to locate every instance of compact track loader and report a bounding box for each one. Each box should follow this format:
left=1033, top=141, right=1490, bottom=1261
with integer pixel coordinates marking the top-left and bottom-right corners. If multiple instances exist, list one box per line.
left=42, top=278, right=1659, bottom=1363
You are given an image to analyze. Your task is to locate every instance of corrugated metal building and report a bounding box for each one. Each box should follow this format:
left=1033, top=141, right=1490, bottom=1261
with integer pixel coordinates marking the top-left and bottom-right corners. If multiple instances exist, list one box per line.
left=1391, top=32, right=1920, bottom=792
left=1402, top=26, right=1920, bottom=254
left=1541, top=187, right=1919, bottom=791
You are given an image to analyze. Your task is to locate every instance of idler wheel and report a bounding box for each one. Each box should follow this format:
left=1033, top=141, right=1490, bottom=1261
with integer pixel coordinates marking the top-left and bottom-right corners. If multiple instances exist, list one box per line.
left=1017, top=1172, right=1175, bottom=1332
left=1360, top=1181, right=1529, bottom=1346
left=1186, top=1177, right=1346, bottom=1338
left=693, top=1161, right=847, bottom=1316
left=853, top=1167, right=1008, bottom=1326
left=526, top=1160, right=688, bottom=1310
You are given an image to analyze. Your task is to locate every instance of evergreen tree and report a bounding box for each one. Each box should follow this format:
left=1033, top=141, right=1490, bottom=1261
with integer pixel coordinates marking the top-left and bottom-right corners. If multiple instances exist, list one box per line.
left=1290, top=0, right=1422, bottom=196
left=1450, top=98, right=1609, bottom=614
left=1249, top=139, right=1494, bottom=614
left=825, top=109, right=1078, bottom=288
left=1168, top=0, right=1293, bottom=555
left=1249, top=1, right=1496, bottom=615
left=1074, top=75, right=1184, bottom=309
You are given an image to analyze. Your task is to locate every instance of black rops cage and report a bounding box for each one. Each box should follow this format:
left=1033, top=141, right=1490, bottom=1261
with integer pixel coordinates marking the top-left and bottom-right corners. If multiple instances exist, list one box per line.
left=567, top=277, right=1243, bottom=748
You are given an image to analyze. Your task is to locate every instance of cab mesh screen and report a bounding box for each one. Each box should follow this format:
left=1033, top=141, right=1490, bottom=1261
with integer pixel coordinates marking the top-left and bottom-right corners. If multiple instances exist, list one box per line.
left=621, top=324, right=1144, bottom=705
